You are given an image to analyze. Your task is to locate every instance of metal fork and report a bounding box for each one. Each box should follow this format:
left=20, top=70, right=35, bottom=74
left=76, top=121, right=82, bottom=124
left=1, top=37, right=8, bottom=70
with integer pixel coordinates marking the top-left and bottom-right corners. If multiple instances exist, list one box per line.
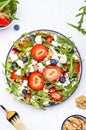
left=0, top=105, right=27, bottom=130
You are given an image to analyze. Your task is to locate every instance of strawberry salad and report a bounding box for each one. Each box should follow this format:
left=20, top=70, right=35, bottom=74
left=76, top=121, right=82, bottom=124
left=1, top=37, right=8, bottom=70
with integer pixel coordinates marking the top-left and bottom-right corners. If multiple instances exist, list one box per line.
left=5, top=30, right=82, bottom=109
left=0, top=0, right=18, bottom=28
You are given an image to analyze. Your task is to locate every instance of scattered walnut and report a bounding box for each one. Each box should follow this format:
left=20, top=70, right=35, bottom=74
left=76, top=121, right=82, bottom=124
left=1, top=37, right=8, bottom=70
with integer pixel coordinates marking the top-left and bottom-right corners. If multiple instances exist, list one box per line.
left=63, top=116, right=86, bottom=130
left=76, top=95, right=86, bottom=109
left=33, top=64, right=39, bottom=71
left=47, top=49, right=53, bottom=60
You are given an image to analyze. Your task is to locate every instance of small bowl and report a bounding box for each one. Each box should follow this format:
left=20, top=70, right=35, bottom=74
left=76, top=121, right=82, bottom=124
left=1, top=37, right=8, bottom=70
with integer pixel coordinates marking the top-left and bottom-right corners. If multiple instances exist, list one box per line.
left=61, top=114, right=86, bottom=130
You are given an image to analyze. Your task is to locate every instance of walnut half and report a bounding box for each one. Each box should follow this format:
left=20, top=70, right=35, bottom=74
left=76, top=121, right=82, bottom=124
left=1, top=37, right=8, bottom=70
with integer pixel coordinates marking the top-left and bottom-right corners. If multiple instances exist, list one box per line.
left=76, top=95, right=86, bottom=109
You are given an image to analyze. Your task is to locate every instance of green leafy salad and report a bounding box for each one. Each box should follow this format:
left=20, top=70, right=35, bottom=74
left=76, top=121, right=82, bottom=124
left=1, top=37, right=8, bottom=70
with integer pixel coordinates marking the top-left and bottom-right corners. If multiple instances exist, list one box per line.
left=5, top=30, right=82, bottom=109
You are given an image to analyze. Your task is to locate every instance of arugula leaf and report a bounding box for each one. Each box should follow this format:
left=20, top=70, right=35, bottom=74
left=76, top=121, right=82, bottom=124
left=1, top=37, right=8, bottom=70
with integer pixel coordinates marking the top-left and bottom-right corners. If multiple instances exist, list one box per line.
left=57, top=35, right=74, bottom=48
left=68, top=0, right=86, bottom=35
left=0, top=0, right=10, bottom=11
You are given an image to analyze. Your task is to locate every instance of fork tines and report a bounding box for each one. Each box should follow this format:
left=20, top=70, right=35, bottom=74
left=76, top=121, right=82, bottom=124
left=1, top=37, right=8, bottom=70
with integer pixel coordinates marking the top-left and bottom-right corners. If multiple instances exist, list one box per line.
left=11, top=115, right=27, bottom=130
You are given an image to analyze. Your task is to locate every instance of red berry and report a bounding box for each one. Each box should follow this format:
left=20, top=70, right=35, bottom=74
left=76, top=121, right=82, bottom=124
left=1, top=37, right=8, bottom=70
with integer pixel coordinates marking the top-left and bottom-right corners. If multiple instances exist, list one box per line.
left=43, top=65, right=62, bottom=82
left=28, top=71, right=45, bottom=90
left=30, top=44, right=48, bottom=61
left=45, top=35, right=53, bottom=43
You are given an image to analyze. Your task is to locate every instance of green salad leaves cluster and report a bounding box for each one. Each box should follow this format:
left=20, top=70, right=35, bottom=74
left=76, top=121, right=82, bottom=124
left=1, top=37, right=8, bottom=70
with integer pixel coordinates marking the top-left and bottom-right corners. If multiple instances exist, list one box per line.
left=0, top=0, right=19, bottom=20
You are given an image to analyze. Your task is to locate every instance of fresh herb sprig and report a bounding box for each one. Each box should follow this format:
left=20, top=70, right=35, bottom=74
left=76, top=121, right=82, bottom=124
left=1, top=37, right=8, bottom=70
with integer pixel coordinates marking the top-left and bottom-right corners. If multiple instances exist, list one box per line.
left=68, top=0, right=86, bottom=35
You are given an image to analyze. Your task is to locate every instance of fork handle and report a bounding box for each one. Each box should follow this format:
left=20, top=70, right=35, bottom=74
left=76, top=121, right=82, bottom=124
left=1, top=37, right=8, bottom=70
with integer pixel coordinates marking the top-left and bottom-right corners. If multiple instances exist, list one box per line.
left=0, top=105, right=8, bottom=112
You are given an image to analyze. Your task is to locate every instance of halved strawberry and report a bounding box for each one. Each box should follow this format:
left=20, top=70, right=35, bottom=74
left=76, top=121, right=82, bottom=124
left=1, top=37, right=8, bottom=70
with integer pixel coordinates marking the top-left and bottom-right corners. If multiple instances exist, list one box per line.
left=74, top=62, right=80, bottom=73
left=28, top=71, right=45, bottom=90
left=0, top=16, right=11, bottom=27
left=49, top=91, right=63, bottom=102
left=11, top=70, right=19, bottom=82
left=45, top=35, right=53, bottom=43
left=43, top=65, right=62, bottom=82
left=30, top=44, right=48, bottom=61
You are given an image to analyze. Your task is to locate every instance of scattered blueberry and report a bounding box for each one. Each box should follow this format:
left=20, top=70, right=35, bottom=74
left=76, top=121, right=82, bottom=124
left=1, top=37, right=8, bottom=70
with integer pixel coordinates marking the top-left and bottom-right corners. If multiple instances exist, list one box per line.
left=29, top=35, right=35, bottom=40
left=59, top=76, right=66, bottom=83
left=70, top=49, right=75, bottom=54
left=14, top=24, right=20, bottom=30
left=50, top=59, right=58, bottom=65
left=22, top=89, right=27, bottom=94
left=22, top=56, right=28, bottom=63
left=12, top=62, right=18, bottom=68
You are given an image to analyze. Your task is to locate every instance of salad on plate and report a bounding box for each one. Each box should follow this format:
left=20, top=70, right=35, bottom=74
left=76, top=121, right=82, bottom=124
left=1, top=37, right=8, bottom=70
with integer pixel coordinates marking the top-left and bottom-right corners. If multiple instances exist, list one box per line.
left=0, top=0, right=18, bottom=28
left=5, top=30, right=82, bottom=109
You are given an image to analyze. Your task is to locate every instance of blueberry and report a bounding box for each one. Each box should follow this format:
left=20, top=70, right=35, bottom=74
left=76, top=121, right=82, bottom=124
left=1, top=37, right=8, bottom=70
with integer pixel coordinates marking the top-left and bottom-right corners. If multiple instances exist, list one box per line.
left=50, top=59, right=58, bottom=65
left=22, top=56, right=28, bottom=63
left=29, top=35, right=35, bottom=40
left=59, top=76, right=66, bottom=83
left=12, top=62, right=18, bottom=68
left=70, top=49, right=74, bottom=54
left=22, top=89, right=27, bottom=94
left=14, top=24, right=20, bottom=30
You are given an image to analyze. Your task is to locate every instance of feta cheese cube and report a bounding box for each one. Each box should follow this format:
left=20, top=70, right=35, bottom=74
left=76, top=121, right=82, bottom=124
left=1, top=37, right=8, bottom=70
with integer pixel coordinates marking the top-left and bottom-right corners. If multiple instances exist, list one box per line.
left=16, top=60, right=24, bottom=68
left=35, top=35, right=42, bottom=43
left=10, top=53, right=18, bottom=62
left=51, top=41, right=59, bottom=46
left=59, top=54, right=67, bottom=64
left=22, top=80, right=28, bottom=86
left=15, top=69, right=21, bottom=75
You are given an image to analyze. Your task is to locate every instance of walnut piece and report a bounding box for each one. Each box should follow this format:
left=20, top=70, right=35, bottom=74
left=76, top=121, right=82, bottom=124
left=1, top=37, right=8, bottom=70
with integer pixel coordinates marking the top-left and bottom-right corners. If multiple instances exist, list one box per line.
left=76, top=95, right=86, bottom=109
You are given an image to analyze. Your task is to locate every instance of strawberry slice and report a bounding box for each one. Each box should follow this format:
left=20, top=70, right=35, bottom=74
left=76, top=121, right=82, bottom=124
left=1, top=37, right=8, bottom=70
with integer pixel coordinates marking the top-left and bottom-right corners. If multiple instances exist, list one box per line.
left=43, top=65, right=62, bottom=82
left=28, top=72, right=45, bottom=90
left=11, top=70, right=19, bottom=82
left=74, top=62, right=80, bottom=73
left=30, top=44, right=48, bottom=61
left=0, top=16, right=11, bottom=27
left=45, top=35, right=53, bottom=43
left=49, top=91, right=63, bottom=102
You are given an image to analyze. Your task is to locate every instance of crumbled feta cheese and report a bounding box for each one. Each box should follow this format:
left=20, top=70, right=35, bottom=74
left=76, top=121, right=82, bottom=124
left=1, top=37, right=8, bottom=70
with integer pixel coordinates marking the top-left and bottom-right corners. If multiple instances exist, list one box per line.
left=51, top=41, right=59, bottom=47
left=16, top=60, right=24, bottom=68
left=37, top=63, right=45, bottom=71
left=59, top=54, right=67, bottom=64
left=22, top=80, right=28, bottom=86
left=35, top=35, right=42, bottom=43
left=73, top=54, right=79, bottom=60
left=15, top=69, right=21, bottom=75
left=46, top=60, right=50, bottom=65
left=43, top=89, right=49, bottom=93
left=29, top=66, right=34, bottom=72
left=32, top=59, right=37, bottom=65
left=43, top=101, right=49, bottom=106
left=53, top=35, right=57, bottom=41
left=10, top=53, right=18, bottom=62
